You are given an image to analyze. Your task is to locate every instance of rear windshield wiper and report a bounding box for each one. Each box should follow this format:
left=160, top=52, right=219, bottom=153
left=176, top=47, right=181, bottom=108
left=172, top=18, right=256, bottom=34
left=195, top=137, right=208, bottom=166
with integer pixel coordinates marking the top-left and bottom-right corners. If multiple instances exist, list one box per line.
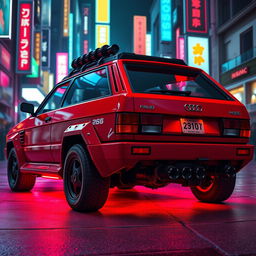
left=146, top=89, right=191, bottom=96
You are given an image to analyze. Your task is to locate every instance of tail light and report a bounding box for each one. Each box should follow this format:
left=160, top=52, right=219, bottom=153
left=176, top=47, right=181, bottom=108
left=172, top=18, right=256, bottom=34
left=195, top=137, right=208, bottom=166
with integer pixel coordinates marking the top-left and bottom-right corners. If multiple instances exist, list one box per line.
left=115, top=113, right=163, bottom=134
left=223, top=119, right=250, bottom=138
left=116, top=113, right=139, bottom=134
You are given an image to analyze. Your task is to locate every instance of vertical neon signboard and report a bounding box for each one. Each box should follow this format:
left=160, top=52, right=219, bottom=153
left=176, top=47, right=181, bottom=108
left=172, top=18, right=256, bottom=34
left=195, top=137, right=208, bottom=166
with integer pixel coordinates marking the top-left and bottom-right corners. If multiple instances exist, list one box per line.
left=187, top=36, right=209, bottom=73
left=34, top=32, right=41, bottom=65
left=160, top=0, right=172, bottom=41
left=56, top=53, right=68, bottom=83
left=134, top=16, right=146, bottom=55
left=186, top=0, right=208, bottom=33
left=96, top=0, right=110, bottom=23
left=41, top=28, right=50, bottom=69
left=179, top=37, right=185, bottom=60
left=16, top=0, right=33, bottom=73
left=146, top=34, right=152, bottom=56
left=63, top=0, right=70, bottom=36
left=96, top=25, right=110, bottom=48
left=82, top=5, right=90, bottom=54
left=68, top=13, right=73, bottom=69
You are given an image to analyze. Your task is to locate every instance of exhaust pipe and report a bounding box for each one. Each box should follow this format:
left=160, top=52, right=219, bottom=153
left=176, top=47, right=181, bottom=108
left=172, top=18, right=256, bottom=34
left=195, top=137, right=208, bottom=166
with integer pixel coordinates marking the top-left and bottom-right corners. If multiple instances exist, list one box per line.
left=167, top=166, right=180, bottom=180
left=224, top=166, right=236, bottom=178
left=195, top=167, right=206, bottom=180
left=181, top=167, right=193, bottom=180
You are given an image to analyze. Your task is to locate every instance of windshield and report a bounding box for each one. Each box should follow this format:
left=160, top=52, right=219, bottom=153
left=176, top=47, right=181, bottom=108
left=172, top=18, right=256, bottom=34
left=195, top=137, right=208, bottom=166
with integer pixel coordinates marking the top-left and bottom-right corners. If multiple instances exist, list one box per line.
left=124, top=63, right=231, bottom=100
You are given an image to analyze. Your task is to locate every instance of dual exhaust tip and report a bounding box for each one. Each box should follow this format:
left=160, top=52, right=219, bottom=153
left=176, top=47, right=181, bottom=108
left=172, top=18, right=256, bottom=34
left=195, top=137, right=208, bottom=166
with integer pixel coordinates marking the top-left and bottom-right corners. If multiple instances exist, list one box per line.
left=159, top=165, right=236, bottom=181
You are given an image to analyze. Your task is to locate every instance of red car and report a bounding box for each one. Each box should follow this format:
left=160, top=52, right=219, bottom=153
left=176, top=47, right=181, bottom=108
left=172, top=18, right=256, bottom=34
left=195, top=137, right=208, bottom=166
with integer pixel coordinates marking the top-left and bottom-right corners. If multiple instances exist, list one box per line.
left=5, top=45, right=253, bottom=212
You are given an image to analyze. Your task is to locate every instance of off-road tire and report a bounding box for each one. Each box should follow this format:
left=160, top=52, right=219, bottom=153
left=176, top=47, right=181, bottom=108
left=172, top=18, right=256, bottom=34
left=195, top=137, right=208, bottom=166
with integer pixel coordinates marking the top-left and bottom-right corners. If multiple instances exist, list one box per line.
left=191, top=174, right=236, bottom=203
left=63, top=144, right=110, bottom=212
left=7, top=148, right=36, bottom=192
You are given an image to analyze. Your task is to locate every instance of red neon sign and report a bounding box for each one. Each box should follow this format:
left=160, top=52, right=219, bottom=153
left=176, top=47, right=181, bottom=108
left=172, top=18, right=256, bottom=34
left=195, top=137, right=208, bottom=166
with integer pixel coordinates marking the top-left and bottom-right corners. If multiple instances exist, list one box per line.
left=0, top=71, right=10, bottom=88
left=134, top=16, right=146, bottom=55
left=186, top=0, right=208, bottom=34
left=0, top=45, right=11, bottom=71
left=17, top=1, right=33, bottom=73
left=231, top=67, right=249, bottom=79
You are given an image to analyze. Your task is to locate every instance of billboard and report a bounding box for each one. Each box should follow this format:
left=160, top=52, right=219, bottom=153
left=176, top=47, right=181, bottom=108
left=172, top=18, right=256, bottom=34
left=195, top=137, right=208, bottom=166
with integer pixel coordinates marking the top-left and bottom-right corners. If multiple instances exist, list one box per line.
left=160, top=0, right=172, bottom=41
left=56, top=53, right=68, bottom=83
left=187, top=36, right=209, bottom=73
left=41, top=28, right=50, bottom=69
left=96, top=24, right=110, bottom=48
left=133, top=16, right=146, bottom=55
left=186, top=0, right=208, bottom=34
left=96, top=0, right=110, bottom=24
left=16, top=0, right=33, bottom=73
left=0, top=0, right=12, bottom=38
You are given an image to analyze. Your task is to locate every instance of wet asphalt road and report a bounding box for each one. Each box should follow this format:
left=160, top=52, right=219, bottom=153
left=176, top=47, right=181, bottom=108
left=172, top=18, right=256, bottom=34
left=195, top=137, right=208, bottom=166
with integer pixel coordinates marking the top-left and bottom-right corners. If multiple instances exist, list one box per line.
left=0, top=160, right=256, bottom=256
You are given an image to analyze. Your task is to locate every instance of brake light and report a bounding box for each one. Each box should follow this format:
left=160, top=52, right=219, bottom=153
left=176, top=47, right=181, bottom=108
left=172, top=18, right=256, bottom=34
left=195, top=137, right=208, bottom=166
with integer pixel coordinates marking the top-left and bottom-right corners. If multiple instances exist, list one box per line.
left=116, top=113, right=139, bottom=134
left=115, top=113, right=163, bottom=134
left=223, top=119, right=250, bottom=138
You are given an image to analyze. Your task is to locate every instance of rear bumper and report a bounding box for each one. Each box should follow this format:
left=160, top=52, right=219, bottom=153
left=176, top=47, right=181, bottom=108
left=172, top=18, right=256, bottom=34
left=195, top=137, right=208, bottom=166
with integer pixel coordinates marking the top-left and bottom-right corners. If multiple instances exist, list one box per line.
left=88, top=142, right=254, bottom=177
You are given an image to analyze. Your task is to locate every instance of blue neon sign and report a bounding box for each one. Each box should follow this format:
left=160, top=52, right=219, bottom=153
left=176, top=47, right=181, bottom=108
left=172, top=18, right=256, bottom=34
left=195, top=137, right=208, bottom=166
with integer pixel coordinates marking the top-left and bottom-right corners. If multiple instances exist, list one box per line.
left=160, top=0, right=172, bottom=41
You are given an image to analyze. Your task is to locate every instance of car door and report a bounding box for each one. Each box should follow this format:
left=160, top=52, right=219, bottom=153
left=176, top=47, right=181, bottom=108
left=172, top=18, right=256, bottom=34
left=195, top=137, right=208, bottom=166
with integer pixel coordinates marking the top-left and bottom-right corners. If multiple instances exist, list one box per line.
left=23, top=83, right=69, bottom=163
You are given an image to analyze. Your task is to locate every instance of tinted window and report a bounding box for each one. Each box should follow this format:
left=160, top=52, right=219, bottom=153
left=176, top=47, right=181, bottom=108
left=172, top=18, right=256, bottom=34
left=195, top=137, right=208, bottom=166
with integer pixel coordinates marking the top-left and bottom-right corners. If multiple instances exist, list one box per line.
left=37, top=85, right=68, bottom=114
left=63, top=68, right=110, bottom=107
left=125, top=63, right=231, bottom=101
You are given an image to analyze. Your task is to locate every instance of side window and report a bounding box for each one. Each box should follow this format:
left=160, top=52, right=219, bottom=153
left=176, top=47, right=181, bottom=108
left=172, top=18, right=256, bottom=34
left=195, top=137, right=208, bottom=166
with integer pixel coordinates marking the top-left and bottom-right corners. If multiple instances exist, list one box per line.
left=63, top=68, right=110, bottom=107
left=37, top=84, right=68, bottom=114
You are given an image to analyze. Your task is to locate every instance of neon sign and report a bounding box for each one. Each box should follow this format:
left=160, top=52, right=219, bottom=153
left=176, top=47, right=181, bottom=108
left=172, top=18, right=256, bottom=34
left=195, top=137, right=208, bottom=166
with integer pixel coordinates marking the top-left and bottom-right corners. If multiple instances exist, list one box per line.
left=187, top=36, right=209, bottom=73
left=16, top=0, right=33, bottom=73
left=0, top=44, right=11, bottom=71
left=231, top=67, right=249, bottom=79
left=160, top=0, right=172, bottom=41
left=96, top=0, right=110, bottom=24
left=63, top=0, right=70, bottom=36
left=134, top=16, right=146, bottom=55
left=96, top=24, right=110, bottom=48
left=41, top=28, right=50, bottom=69
left=56, top=53, right=68, bottom=83
left=186, top=0, right=208, bottom=34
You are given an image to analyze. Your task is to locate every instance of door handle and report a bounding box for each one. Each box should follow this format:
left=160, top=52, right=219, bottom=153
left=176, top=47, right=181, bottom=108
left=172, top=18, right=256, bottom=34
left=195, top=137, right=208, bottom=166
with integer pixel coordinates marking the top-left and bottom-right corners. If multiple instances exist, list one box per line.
left=44, top=116, right=52, bottom=123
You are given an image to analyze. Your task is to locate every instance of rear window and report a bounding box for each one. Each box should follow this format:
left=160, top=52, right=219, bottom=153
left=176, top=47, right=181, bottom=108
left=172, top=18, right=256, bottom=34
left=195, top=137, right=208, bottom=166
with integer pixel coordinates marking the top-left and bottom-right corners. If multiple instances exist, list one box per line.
left=124, top=63, right=232, bottom=100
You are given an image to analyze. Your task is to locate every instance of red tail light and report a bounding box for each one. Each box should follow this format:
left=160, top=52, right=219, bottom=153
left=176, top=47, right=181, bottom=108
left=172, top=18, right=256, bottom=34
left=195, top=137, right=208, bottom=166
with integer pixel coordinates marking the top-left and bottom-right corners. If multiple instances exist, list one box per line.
left=223, top=119, right=250, bottom=138
left=116, top=113, right=139, bottom=134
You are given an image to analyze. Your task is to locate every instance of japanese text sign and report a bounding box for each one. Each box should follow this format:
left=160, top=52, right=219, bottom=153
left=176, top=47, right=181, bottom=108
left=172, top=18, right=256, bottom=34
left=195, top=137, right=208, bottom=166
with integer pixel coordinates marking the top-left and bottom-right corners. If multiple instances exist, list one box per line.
left=134, top=16, right=146, bottom=55
left=186, top=0, right=208, bottom=34
left=17, top=0, right=33, bottom=73
left=160, top=0, right=172, bottom=41
left=187, top=36, right=209, bottom=73
left=41, top=28, right=50, bottom=69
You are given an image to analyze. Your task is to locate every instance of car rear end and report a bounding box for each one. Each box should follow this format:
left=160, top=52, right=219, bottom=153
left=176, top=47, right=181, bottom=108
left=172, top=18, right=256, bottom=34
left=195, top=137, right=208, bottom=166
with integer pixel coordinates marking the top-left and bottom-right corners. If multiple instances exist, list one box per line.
left=89, top=57, right=253, bottom=202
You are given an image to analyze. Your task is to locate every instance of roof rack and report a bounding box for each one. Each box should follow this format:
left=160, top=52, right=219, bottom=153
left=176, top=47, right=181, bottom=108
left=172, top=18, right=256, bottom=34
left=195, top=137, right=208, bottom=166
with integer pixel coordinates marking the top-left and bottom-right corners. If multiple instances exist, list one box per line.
left=64, top=44, right=187, bottom=80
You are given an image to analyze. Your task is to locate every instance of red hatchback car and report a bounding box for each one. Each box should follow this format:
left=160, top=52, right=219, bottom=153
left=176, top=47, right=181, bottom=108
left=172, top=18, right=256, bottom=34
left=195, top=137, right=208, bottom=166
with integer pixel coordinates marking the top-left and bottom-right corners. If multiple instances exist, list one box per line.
left=6, top=45, right=254, bottom=212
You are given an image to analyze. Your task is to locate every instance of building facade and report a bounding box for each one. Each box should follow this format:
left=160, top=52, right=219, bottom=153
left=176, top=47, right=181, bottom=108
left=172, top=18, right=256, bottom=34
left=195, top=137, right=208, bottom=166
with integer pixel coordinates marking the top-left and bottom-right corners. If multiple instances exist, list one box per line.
left=210, top=0, right=256, bottom=154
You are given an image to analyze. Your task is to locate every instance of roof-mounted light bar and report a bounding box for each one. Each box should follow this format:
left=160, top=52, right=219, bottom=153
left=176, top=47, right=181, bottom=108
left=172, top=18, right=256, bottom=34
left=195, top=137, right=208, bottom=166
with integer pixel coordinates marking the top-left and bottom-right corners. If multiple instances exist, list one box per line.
left=71, top=44, right=120, bottom=70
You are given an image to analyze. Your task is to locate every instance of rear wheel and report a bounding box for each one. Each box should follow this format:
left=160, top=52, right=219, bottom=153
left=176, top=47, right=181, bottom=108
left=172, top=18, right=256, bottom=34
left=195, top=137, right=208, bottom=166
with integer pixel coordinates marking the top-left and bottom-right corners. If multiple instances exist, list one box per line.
left=7, top=148, right=36, bottom=192
left=63, top=144, right=110, bottom=212
left=191, top=174, right=236, bottom=203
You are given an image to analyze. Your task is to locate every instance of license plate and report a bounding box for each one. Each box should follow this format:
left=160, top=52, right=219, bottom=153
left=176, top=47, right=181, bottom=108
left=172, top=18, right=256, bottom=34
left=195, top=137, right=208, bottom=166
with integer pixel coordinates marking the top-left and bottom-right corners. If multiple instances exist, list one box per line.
left=180, top=118, right=205, bottom=134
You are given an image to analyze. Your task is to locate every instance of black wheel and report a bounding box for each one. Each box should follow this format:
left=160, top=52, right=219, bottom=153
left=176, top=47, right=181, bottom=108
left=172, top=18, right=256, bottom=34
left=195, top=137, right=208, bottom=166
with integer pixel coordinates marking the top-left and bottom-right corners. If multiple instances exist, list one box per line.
left=63, top=144, right=110, bottom=212
left=191, top=174, right=236, bottom=203
left=7, top=148, right=36, bottom=192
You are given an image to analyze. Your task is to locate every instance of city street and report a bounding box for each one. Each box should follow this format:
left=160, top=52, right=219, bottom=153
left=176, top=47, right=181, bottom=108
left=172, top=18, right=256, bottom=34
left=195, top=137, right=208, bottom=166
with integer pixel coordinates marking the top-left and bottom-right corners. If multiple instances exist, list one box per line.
left=0, top=160, right=256, bottom=256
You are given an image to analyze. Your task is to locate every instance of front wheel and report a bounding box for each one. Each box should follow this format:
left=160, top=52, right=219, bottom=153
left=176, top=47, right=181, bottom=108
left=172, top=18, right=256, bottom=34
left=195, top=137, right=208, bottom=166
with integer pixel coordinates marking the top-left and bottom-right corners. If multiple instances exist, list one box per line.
left=63, top=144, right=110, bottom=212
left=190, top=174, right=236, bottom=203
left=7, top=148, right=36, bottom=192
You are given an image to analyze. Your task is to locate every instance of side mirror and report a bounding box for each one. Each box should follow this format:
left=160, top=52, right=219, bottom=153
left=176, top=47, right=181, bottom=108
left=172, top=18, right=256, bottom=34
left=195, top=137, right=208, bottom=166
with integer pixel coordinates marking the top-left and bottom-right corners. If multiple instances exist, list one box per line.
left=20, top=102, right=35, bottom=116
